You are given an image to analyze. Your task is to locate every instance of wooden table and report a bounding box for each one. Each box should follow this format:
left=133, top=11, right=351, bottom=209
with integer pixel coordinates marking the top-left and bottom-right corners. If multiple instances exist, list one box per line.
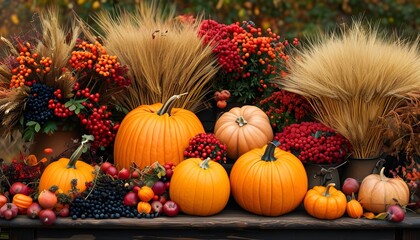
left=0, top=208, right=419, bottom=240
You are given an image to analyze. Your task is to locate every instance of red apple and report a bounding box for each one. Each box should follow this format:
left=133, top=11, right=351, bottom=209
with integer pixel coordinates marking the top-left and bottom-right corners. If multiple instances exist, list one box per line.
left=100, top=162, right=113, bottom=173
left=165, top=168, right=173, bottom=179
left=151, top=201, right=163, bottom=214
left=163, top=200, right=179, bottom=217
left=9, top=182, right=31, bottom=196
left=131, top=170, right=140, bottom=179
left=387, top=205, right=405, bottom=223
left=27, top=202, right=42, bottom=219
left=118, top=168, right=130, bottom=180
left=158, top=195, right=167, bottom=205
left=106, top=166, right=118, bottom=177
left=152, top=181, right=166, bottom=196
left=58, top=207, right=70, bottom=217
left=132, top=185, right=141, bottom=194
left=342, top=178, right=360, bottom=195
left=123, top=192, right=140, bottom=207
left=39, top=209, right=56, bottom=225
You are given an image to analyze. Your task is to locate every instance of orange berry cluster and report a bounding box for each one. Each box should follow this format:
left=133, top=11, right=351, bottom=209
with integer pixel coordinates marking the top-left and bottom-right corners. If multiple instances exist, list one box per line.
left=9, top=42, right=52, bottom=88
left=68, top=39, right=130, bottom=87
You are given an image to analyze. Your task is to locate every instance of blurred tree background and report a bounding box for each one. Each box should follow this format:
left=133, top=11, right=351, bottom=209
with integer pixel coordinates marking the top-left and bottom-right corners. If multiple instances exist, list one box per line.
left=0, top=0, right=419, bottom=41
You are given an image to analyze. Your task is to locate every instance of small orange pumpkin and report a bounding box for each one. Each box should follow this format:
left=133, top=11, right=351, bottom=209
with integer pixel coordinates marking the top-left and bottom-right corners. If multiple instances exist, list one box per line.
left=347, top=193, right=363, bottom=218
left=138, top=186, right=154, bottom=202
left=38, top=135, right=95, bottom=196
left=114, top=93, right=205, bottom=170
left=169, top=157, right=230, bottom=216
left=137, top=201, right=152, bottom=214
left=12, top=194, right=33, bottom=212
left=358, top=167, right=409, bottom=214
left=214, top=105, right=273, bottom=159
left=230, top=141, right=307, bottom=216
left=304, top=183, right=347, bottom=220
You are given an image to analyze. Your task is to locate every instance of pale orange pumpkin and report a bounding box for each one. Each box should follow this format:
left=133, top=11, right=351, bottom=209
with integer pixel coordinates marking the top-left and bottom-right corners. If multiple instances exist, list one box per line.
left=169, top=157, right=230, bottom=216
left=230, top=141, right=307, bottom=216
left=214, top=105, right=273, bottom=160
left=304, top=183, right=347, bottom=220
left=114, top=93, right=204, bottom=170
left=358, top=167, right=409, bottom=214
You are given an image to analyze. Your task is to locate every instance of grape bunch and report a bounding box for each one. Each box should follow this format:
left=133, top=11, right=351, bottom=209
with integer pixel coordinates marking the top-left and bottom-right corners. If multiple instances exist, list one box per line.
left=24, top=83, right=55, bottom=125
left=183, top=133, right=227, bottom=163
left=69, top=174, right=138, bottom=220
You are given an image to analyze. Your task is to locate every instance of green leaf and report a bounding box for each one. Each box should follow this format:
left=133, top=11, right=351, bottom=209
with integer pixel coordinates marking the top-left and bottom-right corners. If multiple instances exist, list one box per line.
left=23, top=128, right=35, bottom=141
left=375, top=212, right=388, bottom=220
left=26, top=121, right=38, bottom=126
left=64, top=101, right=73, bottom=108
left=312, top=130, right=322, bottom=139
left=43, top=121, right=58, bottom=134
left=34, top=123, right=41, bottom=132
left=68, top=105, right=76, bottom=111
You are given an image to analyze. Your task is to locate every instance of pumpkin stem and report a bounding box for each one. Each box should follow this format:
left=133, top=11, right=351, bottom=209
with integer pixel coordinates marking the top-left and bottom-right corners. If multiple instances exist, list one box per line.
left=199, top=157, right=211, bottom=170
left=157, top=92, right=188, bottom=116
left=235, top=116, right=248, bottom=127
left=67, top=135, right=94, bottom=169
left=379, top=167, right=388, bottom=181
left=261, top=141, right=280, bottom=161
left=323, top=183, right=335, bottom=197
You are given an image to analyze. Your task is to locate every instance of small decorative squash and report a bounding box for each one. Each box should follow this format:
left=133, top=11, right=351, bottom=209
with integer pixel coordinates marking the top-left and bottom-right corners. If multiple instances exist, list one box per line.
left=347, top=193, right=363, bottom=218
left=214, top=105, right=273, bottom=160
left=358, top=167, right=409, bottom=214
left=138, top=186, right=155, bottom=202
left=12, top=194, right=33, bottom=213
left=137, top=201, right=152, bottom=214
left=114, top=93, right=205, bottom=170
left=38, top=135, right=95, bottom=195
left=304, top=183, right=347, bottom=220
left=230, top=141, right=307, bottom=216
left=37, top=189, right=58, bottom=209
left=169, top=157, right=230, bottom=216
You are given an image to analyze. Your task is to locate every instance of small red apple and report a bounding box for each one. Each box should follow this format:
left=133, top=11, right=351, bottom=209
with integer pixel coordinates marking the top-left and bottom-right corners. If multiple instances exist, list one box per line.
left=152, top=181, right=166, bottom=196
left=118, top=168, right=130, bottom=180
left=342, top=178, right=360, bottom=195
left=123, top=192, right=140, bottom=207
left=106, top=166, right=118, bottom=177
left=163, top=200, right=179, bottom=217
left=387, top=205, right=405, bottom=223
left=9, top=182, right=31, bottom=196
left=158, top=195, right=167, bottom=205
left=39, top=209, right=56, bottom=225
left=131, top=170, right=140, bottom=179
left=151, top=201, right=163, bottom=214
left=165, top=168, right=173, bottom=179
left=100, top=162, right=113, bottom=173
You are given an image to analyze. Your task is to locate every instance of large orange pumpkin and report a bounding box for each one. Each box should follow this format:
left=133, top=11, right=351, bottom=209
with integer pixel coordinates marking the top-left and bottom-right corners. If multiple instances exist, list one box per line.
left=214, top=105, right=273, bottom=160
left=304, top=183, right=347, bottom=220
left=114, top=93, right=204, bottom=170
left=229, top=141, right=307, bottom=216
left=38, top=135, right=95, bottom=195
left=358, top=167, right=409, bottom=214
left=169, top=157, right=230, bottom=216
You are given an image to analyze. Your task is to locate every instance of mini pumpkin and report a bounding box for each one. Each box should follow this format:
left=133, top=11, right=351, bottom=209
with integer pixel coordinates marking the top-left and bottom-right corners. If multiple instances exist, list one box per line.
left=114, top=93, right=205, bottom=170
left=138, top=186, right=154, bottom=202
left=347, top=193, right=363, bottom=218
left=304, top=183, right=347, bottom=220
left=38, top=135, right=95, bottom=196
left=230, top=141, right=307, bottom=216
left=358, top=167, right=409, bottom=214
left=12, top=194, right=33, bottom=212
left=137, top=201, right=152, bottom=214
left=169, top=157, right=230, bottom=216
left=214, top=105, right=273, bottom=160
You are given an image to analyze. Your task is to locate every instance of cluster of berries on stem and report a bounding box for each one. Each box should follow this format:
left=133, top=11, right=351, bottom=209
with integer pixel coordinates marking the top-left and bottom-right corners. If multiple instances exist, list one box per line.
left=274, top=122, right=352, bottom=165
left=184, top=133, right=228, bottom=163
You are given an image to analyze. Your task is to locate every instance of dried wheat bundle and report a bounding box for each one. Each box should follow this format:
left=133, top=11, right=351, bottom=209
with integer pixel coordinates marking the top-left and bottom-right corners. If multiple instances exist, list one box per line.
left=90, top=1, right=218, bottom=112
left=0, top=8, right=81, bottom=134
left=278, top=21, right=420, bottom=158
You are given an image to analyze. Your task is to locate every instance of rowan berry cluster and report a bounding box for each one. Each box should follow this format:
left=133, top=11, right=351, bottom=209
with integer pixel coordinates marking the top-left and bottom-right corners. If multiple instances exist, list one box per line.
left=199, top=19, right=297, bottom=103
left=184, top=133, right=227, bottom=163
left=274, top=122, right=352, bottom=165
left=257, top=89, right=313, bottom=133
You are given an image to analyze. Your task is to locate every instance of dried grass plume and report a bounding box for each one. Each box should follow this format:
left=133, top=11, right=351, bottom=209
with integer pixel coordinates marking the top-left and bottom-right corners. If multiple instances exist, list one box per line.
left=277, top=21, right=420, bottom=158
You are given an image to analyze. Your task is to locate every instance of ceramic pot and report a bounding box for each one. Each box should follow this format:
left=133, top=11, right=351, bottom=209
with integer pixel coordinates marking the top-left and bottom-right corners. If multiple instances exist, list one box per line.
left=341, top=156, right=385, bottom=184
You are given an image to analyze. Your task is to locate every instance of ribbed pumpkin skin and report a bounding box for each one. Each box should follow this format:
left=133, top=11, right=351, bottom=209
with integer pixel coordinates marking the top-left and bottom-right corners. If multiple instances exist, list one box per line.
left=347, top=199, right=363, bottom=218
left=169, top=158, right=230, bottom=216
left=358, top=168, right=409, bottom=214
left=38, top=158, right=95, bottom=195
left=214, top=105, right=273, bottom=160
left=303, top=184, right=347, bottom=220
left=12, top=194, right=33, bottom=209
left=114, top=103, right=204, bottom=170
left=229, top=144, right=307, bottom=216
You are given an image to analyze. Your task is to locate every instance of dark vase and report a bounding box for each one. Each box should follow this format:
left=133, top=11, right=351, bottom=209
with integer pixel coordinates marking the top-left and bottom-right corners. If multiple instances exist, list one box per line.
left=341, top=156, right=385, bottom=184
left=304, top=162, right=345, bottom=190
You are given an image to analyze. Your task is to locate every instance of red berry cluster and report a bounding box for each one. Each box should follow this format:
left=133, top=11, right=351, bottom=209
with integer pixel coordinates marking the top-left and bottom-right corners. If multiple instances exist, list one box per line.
left=68, top=39, right=131, bottom=87
left=257, top=89, right=313, bottom=133
left=274, top=122, right=352, bottom=165
left=183, top=133, right=227, bottom=163
left=9, top=42, right=52, bottom=88
left=199, top=19, right=298, bottom=103
left=1, top=159, right=42, bottom=184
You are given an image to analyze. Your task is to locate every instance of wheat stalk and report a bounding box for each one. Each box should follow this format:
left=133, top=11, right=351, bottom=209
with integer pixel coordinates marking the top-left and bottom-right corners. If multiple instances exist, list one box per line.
left=277, top=21, right=420, bottom=159
left=89, top=1, right=218, bottom=112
